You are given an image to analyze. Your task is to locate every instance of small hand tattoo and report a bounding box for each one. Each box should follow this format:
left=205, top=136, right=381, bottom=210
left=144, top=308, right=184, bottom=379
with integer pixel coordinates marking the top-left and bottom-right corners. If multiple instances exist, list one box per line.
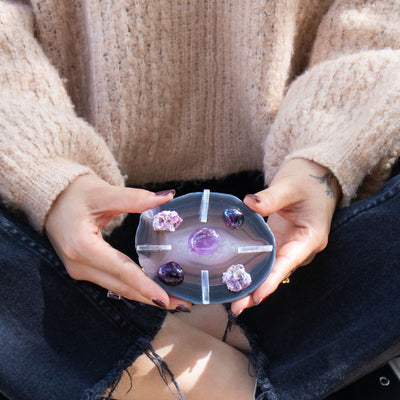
left=309, top=173, right=335, bottom=198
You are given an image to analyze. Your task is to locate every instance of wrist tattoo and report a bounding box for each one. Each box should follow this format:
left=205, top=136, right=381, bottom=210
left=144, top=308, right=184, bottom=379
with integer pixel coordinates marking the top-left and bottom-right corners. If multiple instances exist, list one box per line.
left=309, top=173, right=335, bottom=198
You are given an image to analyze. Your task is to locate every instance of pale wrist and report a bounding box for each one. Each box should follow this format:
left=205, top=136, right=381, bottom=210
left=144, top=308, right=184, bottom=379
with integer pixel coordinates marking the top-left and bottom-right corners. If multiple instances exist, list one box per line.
left=277, top=158, right=342, bottom=204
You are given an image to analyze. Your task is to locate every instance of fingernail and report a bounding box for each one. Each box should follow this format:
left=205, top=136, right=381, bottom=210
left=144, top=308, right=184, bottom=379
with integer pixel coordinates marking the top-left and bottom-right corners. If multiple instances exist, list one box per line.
left=232, top=309, right=243, bottom=318
left=155, top=189, right=176, bottom=197
left=245, top=194, right=261, bottom=203
left=152, top=298, right=166, bottom=308
left=255, top=295, right=269, bottom=306
left=175, top=305, right=191, bottom=312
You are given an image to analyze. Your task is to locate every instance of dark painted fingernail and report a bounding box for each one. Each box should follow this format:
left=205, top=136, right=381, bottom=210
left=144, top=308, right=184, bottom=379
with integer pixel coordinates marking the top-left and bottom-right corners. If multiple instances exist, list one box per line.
left=155, top=189, right=176, bottom=197
left=245, top=194, right=261, bottom=203
left=152, top=298, right=166, bottom=308
left=176, top=305, right=191, bottom=312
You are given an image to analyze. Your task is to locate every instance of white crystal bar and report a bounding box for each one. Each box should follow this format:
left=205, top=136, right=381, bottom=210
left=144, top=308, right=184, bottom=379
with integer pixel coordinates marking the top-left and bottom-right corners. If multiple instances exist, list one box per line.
left=237, top=245, right=273, bottom=254
left=136, top=245, right=172, bottom=251
left=199, top=189, right=210, bottom=223
left=201, top=270, right=210, bottom=304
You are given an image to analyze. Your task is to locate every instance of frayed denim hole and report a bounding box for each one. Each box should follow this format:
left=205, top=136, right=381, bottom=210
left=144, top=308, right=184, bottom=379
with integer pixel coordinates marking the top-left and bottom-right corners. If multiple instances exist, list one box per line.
left=83, top=338, right=186, bottom=400
left=143, top=343, right=186, bottom=400
left=233, top=312, right=279, bottom=400
left=106, top=342, right=186, bottom=400
left=250, top=350, right=278, bottom=400
left=83, top=350, right=139, bottom=399
left=82, top=337, right=151, bottom=400
left=222, top=309, right=235, bottom=342
left=101, top=368, right=133, bottom=400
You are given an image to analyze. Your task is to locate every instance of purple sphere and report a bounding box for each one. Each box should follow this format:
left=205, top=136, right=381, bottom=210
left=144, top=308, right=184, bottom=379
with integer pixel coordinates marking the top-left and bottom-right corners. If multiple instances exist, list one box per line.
left=223, top=208, right=244, bottom=229
left=188, top=227, right=221, bottom=255
left=157, top=262, right=184, bottom=286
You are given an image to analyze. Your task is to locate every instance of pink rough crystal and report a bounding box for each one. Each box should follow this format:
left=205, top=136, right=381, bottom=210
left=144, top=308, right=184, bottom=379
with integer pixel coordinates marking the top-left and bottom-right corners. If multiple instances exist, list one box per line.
left=152, top=211, right=183, bottom=232
left=222, top=264, right=252, bottom=292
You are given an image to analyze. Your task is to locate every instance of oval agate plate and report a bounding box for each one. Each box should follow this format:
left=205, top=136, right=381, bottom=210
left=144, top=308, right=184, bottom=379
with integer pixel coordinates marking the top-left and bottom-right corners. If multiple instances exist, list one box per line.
left=135, top=190, right=275, bottom=304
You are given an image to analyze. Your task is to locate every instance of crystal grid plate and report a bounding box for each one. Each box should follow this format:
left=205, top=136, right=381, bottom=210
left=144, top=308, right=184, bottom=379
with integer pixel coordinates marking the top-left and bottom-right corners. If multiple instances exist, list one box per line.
left=135, top=190, right=276, bottom=304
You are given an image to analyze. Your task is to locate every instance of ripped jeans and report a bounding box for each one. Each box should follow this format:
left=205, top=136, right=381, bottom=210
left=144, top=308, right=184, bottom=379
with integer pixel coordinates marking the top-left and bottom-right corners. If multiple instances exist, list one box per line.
left=0, top=169, right=399, bottom=400
left=0, top=205, right=167, bottom=400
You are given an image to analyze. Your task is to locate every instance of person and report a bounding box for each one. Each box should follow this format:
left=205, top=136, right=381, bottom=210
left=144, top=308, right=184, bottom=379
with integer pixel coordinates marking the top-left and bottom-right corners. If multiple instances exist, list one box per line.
left=0, top=0, right=399, bottom=399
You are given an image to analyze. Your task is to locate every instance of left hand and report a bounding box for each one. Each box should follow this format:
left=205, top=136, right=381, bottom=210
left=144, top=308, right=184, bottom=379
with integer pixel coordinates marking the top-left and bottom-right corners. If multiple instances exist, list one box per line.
left=45, top=174, right=192, bottom=310
left=231, top=158, right=341, bottom=316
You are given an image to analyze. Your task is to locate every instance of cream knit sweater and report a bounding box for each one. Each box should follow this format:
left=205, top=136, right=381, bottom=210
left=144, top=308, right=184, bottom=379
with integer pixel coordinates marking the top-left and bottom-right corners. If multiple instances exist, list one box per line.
left=1, top=0, right=399, bottom=232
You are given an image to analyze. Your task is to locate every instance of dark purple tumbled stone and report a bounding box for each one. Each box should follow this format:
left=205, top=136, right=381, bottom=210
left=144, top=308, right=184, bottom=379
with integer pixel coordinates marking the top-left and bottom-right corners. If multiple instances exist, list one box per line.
left=188, top=227, right=221, bottom=255
left=157, top=262, right=184, bottom=286
left=223, top=208, right=244, bottom=229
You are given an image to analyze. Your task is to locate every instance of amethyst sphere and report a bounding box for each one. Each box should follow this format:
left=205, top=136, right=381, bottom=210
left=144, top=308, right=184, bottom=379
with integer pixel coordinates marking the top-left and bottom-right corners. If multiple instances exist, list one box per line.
left=188, top=227, right=221, bottom=255
left=223, top=208, right=244, bottom=229
left=157, top=262, right=184, bottom=286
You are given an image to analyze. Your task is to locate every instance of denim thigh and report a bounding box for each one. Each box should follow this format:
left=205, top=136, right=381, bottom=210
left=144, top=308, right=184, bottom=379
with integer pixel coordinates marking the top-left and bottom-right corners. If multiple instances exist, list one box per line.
left=240, top=173, right=400, bottom=400
left=0, top=208, right=166, bottom=400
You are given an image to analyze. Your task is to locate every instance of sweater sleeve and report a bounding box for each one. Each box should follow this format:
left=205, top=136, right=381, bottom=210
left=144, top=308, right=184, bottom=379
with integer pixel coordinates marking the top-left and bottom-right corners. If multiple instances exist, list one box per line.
left=264, top=0, right=400, bottom=205
left=0, top=2, right=124, bottom=231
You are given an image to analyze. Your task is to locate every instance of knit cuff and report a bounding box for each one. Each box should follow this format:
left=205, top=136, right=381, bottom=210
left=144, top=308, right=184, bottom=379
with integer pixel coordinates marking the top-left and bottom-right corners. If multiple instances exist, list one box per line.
left=14, top=158, right=94, bottom=231
left=283, top=146, right=399, bottom=207
left=0, top=99, right=126, bottom=232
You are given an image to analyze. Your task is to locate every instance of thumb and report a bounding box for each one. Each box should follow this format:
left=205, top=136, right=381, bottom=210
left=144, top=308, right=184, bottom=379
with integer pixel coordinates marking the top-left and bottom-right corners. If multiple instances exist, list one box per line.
left=95, top=184, right=176, bottom=215
left=244, top=183, right=300, bottom=217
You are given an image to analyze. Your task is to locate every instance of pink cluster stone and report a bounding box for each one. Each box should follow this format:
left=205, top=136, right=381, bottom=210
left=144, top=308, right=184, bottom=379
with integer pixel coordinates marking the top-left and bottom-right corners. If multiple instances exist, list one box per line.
left=222, top=264, right=252, bottom=292
left=152, top=211, right=183, bottom=232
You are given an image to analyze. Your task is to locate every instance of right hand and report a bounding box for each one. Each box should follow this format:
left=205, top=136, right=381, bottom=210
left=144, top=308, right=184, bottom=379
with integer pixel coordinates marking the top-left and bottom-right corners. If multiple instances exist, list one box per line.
left=231, top=159, right=341, bottom=315
left=45, top=174, right=192, bottom=311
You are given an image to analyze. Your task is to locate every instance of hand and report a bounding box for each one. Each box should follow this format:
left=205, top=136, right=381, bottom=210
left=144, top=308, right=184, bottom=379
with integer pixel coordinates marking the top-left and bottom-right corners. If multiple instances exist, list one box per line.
left=231, top=159, right=341, bottom=316
left=45, top=174, right=192, bottom=311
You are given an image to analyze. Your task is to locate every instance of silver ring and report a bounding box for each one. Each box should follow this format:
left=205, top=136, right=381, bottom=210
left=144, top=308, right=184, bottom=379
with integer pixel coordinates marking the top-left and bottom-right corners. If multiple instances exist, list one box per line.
left=379, top=376, right=390, bottom=386
left=107, top=290, right=122, bottom=300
